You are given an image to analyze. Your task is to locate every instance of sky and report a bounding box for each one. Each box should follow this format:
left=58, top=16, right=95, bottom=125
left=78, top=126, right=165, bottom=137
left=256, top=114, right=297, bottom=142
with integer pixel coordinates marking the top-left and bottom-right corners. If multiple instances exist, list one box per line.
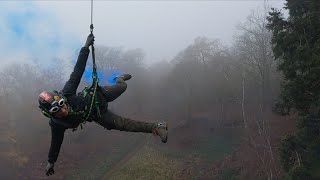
left=0, top=0, right=286, bottom=67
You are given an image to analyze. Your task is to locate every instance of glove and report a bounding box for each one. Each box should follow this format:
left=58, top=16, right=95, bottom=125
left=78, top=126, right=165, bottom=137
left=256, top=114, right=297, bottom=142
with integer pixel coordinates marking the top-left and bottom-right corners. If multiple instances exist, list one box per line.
left=84, top=34, right=95, bottom=47
left=45, top=162, right=55, bottom=176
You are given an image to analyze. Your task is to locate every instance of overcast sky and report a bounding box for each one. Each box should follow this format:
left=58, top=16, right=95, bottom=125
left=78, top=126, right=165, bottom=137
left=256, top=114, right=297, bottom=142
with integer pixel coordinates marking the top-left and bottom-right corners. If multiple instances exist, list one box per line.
left=0, top=0, right=286, bottom=67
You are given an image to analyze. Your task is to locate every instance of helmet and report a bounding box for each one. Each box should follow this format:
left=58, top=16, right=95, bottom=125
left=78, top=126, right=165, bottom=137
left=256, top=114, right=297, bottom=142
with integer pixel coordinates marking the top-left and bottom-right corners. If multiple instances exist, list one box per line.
left=38, top=90, right=66, bottom=117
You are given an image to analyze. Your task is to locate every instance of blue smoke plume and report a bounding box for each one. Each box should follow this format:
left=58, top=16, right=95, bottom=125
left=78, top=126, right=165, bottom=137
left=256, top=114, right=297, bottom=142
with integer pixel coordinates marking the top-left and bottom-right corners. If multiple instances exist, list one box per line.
left=72, top=48, right=122, bottom=86
left=1, top=2, right=80, bottom=64
left=106, top=70, right=122, bottom=85
left=83, top=68, right=122, bottom=86
left=72, top=49, right=122, bottom=86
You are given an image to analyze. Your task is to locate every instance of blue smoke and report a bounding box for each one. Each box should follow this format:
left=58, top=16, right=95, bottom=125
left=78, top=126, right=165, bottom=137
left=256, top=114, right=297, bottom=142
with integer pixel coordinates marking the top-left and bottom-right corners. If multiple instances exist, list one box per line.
left=0, top=2, right=80, bottom=64
left=73, top=48, right=122, bottom=86
left=106, top=70, right=122, bottom=85
left=7, top=13, right=33, bottom=38
left=83, top=68, right=122, bottom=86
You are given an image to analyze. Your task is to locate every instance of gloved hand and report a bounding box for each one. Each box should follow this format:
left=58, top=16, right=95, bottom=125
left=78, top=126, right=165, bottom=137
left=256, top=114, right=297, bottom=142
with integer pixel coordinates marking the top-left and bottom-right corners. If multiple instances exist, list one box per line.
left=84, top=34, right=95, bottom=48
left=45, top=162, right=55, bottom=176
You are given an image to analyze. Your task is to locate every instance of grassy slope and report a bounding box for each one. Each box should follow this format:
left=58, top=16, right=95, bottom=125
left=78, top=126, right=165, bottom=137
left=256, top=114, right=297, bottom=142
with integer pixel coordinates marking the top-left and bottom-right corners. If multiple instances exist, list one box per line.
left=64, top=133, right=145, bottom=180
left=64, top=111, right=241, bottom=179
left=106, top=127, right=240, bottom=179
left=107, top=145, right=183, bottom=180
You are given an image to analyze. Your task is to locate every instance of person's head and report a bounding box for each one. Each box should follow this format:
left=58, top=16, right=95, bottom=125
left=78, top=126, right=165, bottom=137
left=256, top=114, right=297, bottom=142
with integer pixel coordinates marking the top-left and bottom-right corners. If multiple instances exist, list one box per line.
left=38, top=91, right=69, bottom=119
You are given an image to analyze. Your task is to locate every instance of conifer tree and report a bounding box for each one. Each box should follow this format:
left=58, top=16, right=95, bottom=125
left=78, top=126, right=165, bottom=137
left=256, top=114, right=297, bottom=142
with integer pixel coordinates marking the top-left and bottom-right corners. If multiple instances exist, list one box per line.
left=267, top=0, right=320, bottom=178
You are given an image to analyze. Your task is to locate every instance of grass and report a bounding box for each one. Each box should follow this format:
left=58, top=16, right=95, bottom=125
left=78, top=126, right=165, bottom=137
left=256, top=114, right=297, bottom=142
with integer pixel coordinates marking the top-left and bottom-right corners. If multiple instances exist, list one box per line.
left=107, top=145, right=183, bottom=180
left=195, top=133, right=239, bottom=162
left=65, top=126, right=241, bottom=179
left=106, top=130, right=240, bottom=179
left=216, top=167, right=239, bottom=180
left=160, top=131, right=240, bottom=163
left=65, top=134, right=144, bottom=180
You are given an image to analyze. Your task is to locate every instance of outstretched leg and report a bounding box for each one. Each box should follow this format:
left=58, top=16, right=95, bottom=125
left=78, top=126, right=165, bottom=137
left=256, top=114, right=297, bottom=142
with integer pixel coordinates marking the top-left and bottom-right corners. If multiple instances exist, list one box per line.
left=95, top=110, right=168, bottom=143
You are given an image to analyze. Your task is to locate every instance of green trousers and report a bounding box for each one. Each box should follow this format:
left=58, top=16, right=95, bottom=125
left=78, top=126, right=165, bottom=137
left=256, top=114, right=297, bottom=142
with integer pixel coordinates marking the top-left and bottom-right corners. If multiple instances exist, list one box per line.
left=95, top=77, right=155, bottom=133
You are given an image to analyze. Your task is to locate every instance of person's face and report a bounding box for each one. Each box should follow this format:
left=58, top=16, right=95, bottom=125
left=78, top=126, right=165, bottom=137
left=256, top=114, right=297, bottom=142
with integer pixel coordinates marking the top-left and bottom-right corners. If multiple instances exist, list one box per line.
left=53, top=103, right=69, bottom=118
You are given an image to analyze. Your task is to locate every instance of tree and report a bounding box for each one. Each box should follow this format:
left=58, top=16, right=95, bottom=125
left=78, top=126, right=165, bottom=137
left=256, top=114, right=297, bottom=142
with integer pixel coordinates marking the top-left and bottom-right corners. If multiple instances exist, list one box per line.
left=170, top=37, right=232, bottom=122
left=93, top=46, right=148, bottom=114
left=267, top=0, right=320, bottom=178
left=234, top=8, right=276, bottom=111
left=231, top=7, right=281, bottom=179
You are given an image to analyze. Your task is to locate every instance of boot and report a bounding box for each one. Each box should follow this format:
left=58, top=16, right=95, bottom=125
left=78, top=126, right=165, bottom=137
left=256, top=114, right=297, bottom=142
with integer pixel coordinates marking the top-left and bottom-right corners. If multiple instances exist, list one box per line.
left=115, top=74, right=132, bottom=81
left=152, top=122, right=168, bottom=143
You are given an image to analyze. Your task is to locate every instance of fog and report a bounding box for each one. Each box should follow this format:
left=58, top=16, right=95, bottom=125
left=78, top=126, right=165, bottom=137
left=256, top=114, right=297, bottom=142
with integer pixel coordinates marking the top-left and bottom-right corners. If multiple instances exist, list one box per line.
left=0, top=1, right=285, bottom=65
left=0, top=1, right=293, bottom=179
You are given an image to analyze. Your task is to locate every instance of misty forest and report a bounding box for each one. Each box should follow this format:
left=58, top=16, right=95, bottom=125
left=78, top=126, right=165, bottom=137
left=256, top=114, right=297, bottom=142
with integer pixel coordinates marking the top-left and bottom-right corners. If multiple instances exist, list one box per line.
left=1, top=1, right=320, bottom=179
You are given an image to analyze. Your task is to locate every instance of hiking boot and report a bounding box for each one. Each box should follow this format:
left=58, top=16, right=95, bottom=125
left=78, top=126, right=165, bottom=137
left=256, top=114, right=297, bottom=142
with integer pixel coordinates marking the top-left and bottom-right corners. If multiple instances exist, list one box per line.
left=152, top=122, right=168, bottom=143
left=117, top=74, right=132, bottom=81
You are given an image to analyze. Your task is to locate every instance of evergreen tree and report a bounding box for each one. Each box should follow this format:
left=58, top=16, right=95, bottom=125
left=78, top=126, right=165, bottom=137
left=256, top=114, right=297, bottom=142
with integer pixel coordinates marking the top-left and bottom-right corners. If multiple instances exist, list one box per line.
left=267, top=0, right=320, bottom=178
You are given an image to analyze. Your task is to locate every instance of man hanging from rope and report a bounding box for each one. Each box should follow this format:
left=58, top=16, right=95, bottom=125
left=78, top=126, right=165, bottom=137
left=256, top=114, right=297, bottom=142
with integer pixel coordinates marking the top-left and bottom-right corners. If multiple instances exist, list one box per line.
left=38, top=34, right=168, bottom=176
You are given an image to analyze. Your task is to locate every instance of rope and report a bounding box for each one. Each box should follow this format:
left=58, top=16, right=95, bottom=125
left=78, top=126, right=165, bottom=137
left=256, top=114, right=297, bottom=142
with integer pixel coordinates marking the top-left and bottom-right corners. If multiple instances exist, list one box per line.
left=91, top=0, right=93, bottom=26
left=90, top=0, right=96, bottom=74
left=90, top=0, right=94, bottom=35
left=77, top=0, right=101, bottom=130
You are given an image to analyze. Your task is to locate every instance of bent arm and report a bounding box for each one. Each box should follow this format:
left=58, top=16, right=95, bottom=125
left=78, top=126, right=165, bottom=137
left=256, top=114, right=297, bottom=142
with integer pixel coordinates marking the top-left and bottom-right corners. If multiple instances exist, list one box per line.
left=62, top=47, right=90, bottom=96
left=48, top=125, right=66, bottom=164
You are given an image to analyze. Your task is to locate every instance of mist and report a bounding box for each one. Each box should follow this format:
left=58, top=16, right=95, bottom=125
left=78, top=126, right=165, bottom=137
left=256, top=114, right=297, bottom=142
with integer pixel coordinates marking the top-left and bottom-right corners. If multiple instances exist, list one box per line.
left=0, top=1, right=293, bottom=179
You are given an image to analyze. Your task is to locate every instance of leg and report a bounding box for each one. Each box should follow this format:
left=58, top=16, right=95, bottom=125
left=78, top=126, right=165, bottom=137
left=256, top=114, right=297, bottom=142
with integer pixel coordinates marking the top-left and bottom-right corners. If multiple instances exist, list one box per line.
left=96, top=110, right=155, bottom=133
left=95, top=110, right=168, bottom=143
left=102, top=77, right=127, bottom=102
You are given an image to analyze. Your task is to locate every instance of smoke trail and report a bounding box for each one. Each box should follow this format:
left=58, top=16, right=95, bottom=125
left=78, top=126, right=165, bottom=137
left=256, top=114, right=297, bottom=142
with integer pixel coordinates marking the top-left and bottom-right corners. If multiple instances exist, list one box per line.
left=83, top=68, right=122, bottom=86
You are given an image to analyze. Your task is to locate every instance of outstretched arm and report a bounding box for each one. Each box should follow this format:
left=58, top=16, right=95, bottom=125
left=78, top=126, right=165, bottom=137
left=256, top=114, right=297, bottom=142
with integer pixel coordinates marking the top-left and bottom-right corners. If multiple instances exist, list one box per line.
left=45, top=124, right=66, bottom=176
left=62, top=34, right=94, bottom=96
left=48, top=125, right=66, bottom=164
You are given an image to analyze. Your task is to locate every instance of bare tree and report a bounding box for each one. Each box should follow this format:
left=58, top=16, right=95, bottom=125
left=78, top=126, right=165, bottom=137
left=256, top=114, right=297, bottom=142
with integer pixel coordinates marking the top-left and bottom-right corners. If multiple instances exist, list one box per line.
left=93, top=46, right=149, bottom=114
left=170, top=37, right=232, bottom=123
left=235, top=8, right=276, bottom=111
left=233, top=7, right=281, bottom=180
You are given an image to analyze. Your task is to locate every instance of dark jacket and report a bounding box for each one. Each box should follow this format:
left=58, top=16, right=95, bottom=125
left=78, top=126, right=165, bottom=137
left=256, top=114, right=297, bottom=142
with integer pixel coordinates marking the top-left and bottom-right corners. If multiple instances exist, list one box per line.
left=48, top=47, right=105, bottom=163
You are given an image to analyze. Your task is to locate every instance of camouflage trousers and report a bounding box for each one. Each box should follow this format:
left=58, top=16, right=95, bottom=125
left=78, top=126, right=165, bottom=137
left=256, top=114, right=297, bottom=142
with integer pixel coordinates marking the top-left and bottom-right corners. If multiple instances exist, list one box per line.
left=94, top=77, right=155, bottom=133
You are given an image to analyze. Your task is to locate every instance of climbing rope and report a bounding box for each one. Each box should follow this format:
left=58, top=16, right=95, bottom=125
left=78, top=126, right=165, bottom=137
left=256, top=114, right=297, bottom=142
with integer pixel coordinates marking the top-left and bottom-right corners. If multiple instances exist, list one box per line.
left=77, top=0, right=101, bottom=130
left=91, top=0, right=93, bottom=30
left=90, top=0, right=96, bottom=74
